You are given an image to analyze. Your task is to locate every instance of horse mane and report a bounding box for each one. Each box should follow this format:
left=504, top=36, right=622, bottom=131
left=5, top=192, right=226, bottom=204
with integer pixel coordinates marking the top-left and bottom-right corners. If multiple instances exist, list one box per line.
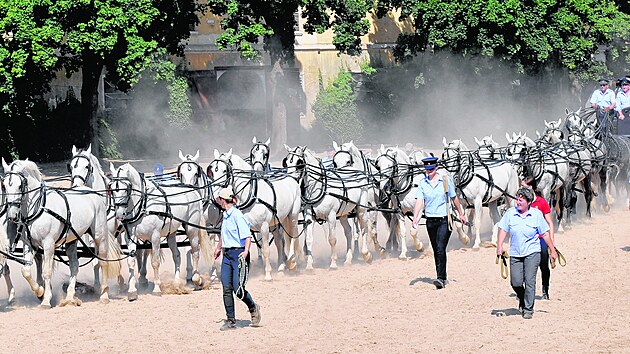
left=386, top=147, right=411, bottom=164
left=13, top=160, right=42, bottom=181
left=228, top=153, right=252, bottom=170
left=86, top=151, right=107, bottom=181
left=121, top=163, right=142, bottom=187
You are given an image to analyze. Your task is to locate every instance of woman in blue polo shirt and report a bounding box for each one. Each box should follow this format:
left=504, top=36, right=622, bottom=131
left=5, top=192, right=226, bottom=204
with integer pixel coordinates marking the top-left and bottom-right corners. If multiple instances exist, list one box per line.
left=496, top=187, right=558, bottom=319
left=214, top=185, right=261, bottom=330
left=412, top=156, right=467, bottom=290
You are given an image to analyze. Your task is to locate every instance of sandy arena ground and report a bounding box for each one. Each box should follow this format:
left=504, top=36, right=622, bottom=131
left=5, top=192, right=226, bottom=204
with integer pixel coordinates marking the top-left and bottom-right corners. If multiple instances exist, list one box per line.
left=1, top=164, right=630, bottom=352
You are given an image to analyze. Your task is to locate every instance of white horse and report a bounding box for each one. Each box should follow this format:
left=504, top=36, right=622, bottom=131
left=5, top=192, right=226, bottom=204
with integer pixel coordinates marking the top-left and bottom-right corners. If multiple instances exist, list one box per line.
left=332, top=141, right=383, bottom=262
left=474, top=135, right=502, bottom=160
left=69, top=144, right=137, bottom=290
left=109, top=162, right=210, bottom=298
left=374, top=145, right=426, bottom=259
left=209, top=148, right=301, bottom=280
left=442, top=138, right=520, bottom=248
left=250, top=137, right=271, bottom=172
left=177, top=149, right=221, bottom=282
left=0, top=201, right=18, bottom=306
left=2, top=158, right=121, bottom=307
left=505, top=132, right=571, bottom=231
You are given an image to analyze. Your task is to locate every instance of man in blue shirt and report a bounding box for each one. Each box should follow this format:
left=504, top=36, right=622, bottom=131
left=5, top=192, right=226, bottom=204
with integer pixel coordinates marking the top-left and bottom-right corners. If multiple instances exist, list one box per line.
left=214, top=185, right=261, bottom=330
left=590, top=78, right=616, bottom=134
left=412, top=157, right=467, bottom=289
left=497, top=187, right=558, bottom=319
left=616, top=77, right=630, bottom=120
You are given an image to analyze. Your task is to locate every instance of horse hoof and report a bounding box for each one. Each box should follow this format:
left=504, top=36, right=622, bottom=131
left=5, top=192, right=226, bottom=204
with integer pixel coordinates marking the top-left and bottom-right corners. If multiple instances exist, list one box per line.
left=415, top=242, right=424, bottom=252
left=138, top=280, right=149, bottom=290
left=60, top=298, right=82, bottom=307
left=364, top=253, right=373, bottom=264
left=264, top=274, right=273, bottom=282
left=100, top=297, right=110, bottom=304
left=398, top=255, right=408, bottom=261
left=36, top=287, right=45, bottom=298
left=377, top=247, right=386, bottom=255
left=603, top=205, right=610, bottom=212
left=38, top=304, right=52, bottom=310
left=128, top=292, right=138, bottom=302
left=8, top=298, right=16, bottom=307
left=192, top=273, right=202, bottom=286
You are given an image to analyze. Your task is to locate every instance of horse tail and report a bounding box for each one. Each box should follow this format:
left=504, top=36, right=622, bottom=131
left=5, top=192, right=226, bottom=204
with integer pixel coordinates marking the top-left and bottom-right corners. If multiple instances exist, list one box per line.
left=197, top=216, right=212, bottom=262
left=104, top=230, right=122, bottom=279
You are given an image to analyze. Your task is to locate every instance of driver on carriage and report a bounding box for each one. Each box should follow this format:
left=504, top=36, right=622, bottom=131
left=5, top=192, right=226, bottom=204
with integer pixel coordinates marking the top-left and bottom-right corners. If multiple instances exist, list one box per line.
left=590, top=78, right=616, bottom=133
left=616, top=77, right=630, bottom=121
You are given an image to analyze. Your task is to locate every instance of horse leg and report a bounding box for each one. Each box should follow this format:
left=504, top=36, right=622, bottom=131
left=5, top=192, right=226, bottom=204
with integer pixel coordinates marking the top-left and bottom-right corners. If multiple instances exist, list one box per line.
left=600, top=169, right=611, bottom=212
left=39, top=243, right=55, bottom=308
left=167, top=234, right=182, bottom=285
left=556, top=187, right=565, bottom=233
left=260, top=223, right=273, bottom=281
left=186, top=249, right=193, bottom=283
left=326, top=212, right=338, bottom=269
left=3, top=264, right=16, bottom=306
left=472, top=199, right=483, bottom=249
left=187, top=226, right=203, bottom=287
left=286, top=215, right=301, bottom=272
left=137, top=248, right=149, bottom=289
left=369, top=210, right=384, bottom=255
left=61, top=241, right=81, bottom=307
left=275, top=228, right=287, bottom=273
left=395, top=212, right=409, bottom=260
left=383, top=212, right=394, bottom=252
left=150, top=233, right=163, bottom=295
left=584, top=176, right=594, bottom=218
left=356, top=210, right=373, bottom=264
left=304, top=212, right=315, bottom=271
left=125, top=235, right=138, bottom=302
left=489, top=202, right=501, bottom=247
left=340, top=217, right=353, bottom=266
left=19, top=243, right=44, bottom=300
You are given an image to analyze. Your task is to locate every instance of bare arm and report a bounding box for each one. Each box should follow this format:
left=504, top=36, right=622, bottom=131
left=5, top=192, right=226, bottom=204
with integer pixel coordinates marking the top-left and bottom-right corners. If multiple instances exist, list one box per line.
left=544, top=213, right=554, bottom=242
left=541, top=231, right=558, bottom=262
left=214, top=235, right=223, bottom=259
left=239, top=237, right=252, bottom=259
left=451, top=195, right=467, bottom=224
left=412, top=198, right=424, bottom=227
left=497, top=228, right=508, bottom=256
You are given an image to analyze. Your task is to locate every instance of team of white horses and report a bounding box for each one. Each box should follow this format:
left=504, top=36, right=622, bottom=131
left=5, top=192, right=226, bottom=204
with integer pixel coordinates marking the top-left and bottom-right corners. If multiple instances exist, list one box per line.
left=1, top=107, right=629, bottom=308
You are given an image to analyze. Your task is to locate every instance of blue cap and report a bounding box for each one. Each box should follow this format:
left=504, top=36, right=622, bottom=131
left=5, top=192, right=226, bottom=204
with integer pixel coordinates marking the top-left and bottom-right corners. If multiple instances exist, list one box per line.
left=153, top=163, right=164, bottom=175
left=422, top=157, right=439, bottom=169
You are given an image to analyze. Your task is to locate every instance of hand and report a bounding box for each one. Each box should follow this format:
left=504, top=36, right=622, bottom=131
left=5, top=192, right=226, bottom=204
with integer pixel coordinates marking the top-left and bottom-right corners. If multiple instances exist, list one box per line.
left=496, top=245, right=503, bottom=256
left=214, top=247, right=221, bottom=260
left=550, top=249, right=558, bottom=263
left=239, top=250, right=249, bottom=259
left=620, top=115, right=625, bottom=121
left=411, top=221, right=418, bottom=229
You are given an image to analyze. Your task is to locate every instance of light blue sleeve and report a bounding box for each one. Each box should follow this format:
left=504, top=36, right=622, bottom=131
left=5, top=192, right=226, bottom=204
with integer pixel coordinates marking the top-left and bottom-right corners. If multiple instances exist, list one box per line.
left=236, top=211, right=251, bottom=240
left=617, top=95, right=623, bottom=112
left=415, top=183, right=423, bottom=200
left=497, top=210, right=510, bottom=232
left=447, top=175, right=456, bottom=198
left=589, top=90, right=597, bottom=104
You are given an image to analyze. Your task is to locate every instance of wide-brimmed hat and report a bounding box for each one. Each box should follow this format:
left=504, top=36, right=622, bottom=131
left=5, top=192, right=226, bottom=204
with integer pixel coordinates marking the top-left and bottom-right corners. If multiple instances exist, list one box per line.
left=218, top=185, right=235, bottom=200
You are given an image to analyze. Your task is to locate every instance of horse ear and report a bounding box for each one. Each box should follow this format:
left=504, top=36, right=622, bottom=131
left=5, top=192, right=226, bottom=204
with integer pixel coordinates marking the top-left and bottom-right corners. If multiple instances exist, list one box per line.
left=505, top=132, right=512, bottom=143
left=333, top=141, right=339, bottom=151
left=349, top=140, right=354, bottom=146
left=474, top=136, right=481, bottom=145
left=179, top=150, right=185, bottom=161
left=265, top=138, right=270, bottom=145
left=214, top=149, right=220, bottom=159
left=283, top=144, right=290, bottom=151
left=489, top=134, right=493, bottom=141
left=226, top=148, right=233, bottom=159
left=252, top=136, right=257, bottom=144
left=379, top=144, right=385, bottom=153
left=536, top=130, right=541, bottom=138
left=544, top=119, right=549, bottom=127
left=72, top=145, right=78, bottom=156
left=565, top=108, right=570, bottom=115
left=2, top=157, right=9, bottom=172
left=86, top=144, right=91, bottom=155
left=109, top=162, right=116, bottom=175
left=442, top=137, right=448, bottom=147
left=557, top=118, right=561, bottom=126
left=193, top=150, right=199, bottom=161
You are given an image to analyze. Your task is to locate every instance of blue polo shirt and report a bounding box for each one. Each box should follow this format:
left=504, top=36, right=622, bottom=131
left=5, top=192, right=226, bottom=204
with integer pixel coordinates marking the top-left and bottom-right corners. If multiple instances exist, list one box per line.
left=590, top=88, right=615, bottom=108
left=415, top=174, right=456, bottom=217
left=220, top=206, right=251, bottom=248
left=616, top=90, right=630, bottom=113
left=497, top=207, right=550, bottom=257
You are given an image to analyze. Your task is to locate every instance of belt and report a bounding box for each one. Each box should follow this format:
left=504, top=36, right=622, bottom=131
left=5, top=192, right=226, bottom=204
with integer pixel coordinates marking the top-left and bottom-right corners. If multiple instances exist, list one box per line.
left=426, top=216, right=447, bottom=221
left=223, top=247, right=245, bottom=251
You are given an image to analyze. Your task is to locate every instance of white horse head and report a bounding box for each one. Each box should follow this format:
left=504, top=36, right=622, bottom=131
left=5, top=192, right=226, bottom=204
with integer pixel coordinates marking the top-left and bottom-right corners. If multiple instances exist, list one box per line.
left=375, top=145, right=411, bottom=191
left=506, top=132, right=535, bottom=162
left=250, top=137, right=271, bottom=171
left=177, top=149, right=203, bottom=185
left=475, top=135, right=500, bottom=159
left=441, top=138, right=469, bottom=172
left=332, top=140, right=361, bottom=169
left=2, top=158, right=42, bottom=221
left=408, top=149, right=430, bottom=165
left=109, top=162, right=143, bottom=221
left=209, top=148, right=251, bottom=194
left=69, top=144, right=108, bottom=190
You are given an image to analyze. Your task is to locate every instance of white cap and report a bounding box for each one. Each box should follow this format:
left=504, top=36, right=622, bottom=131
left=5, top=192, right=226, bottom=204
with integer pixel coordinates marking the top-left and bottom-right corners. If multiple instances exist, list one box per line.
left=218, top=185, right=234, bottom=200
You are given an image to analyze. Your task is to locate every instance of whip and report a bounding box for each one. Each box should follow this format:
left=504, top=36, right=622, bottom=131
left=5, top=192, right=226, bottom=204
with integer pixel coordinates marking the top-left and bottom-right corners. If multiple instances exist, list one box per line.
left=236, top=255, right=249, bottom=300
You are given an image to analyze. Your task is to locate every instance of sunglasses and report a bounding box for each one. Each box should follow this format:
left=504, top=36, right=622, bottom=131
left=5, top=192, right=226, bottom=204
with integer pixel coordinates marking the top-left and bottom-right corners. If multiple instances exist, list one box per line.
left=600, top=84, right=608, bottom=86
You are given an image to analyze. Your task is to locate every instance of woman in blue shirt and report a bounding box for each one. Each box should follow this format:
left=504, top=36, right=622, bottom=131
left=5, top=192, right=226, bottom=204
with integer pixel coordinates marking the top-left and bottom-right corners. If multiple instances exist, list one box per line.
left=214, top=186, right=261, bottom=330
left=497, top=187, right=558, bottom=319
left=412, top=157, right=467, bottom=289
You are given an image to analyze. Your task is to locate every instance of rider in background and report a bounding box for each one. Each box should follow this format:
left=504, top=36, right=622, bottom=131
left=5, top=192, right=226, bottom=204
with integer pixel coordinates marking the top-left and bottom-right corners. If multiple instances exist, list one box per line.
left=214, top=185, right=261, bottom=331
left=616, top=77, right=630, bottom=121
left=521, top=176, right=554, bottom=300
left=590, top=78, right=616, bottom=134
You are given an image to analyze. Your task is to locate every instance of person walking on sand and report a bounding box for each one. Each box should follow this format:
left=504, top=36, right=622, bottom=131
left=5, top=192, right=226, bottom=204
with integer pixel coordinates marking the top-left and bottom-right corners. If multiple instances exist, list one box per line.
left=412, top=156, right=467, bottom=289
left=214, top=185, right=261, bottom=331
left=496, top=187, right=558, bottom=319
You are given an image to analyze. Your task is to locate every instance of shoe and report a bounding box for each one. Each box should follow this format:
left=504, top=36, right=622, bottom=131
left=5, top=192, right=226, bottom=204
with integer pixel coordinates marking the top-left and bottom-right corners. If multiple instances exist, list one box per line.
left=542, top=287, right=550, bottom=300
left=432, top=279, right=444, bottom=289
left=220, top=318, right=237, bottom=331
left=250, top=304, right=261, bottom=326
left=522, top=312, right=533, bottom=319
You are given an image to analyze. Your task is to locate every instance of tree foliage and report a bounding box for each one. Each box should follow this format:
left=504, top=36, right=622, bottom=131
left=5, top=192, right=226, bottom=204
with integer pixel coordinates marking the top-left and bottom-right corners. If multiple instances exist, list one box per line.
left=1, top=0, right=203, bottom=156
left=376, top=0, right=630, bottom=77
left=207, top=0, right=372, bottom=62
left=312, top=69, right=362, bottom=142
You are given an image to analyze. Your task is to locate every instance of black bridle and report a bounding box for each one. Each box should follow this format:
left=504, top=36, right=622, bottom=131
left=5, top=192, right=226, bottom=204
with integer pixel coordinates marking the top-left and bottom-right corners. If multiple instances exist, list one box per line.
left=250, top=142, right=270, bottom=171
left=67, top=153, right=93, bottom=186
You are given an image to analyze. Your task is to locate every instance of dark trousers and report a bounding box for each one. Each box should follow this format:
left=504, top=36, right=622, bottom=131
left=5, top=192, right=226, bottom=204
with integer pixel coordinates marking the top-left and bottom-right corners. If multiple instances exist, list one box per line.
left=510, top=252, right=541, bottom=315
left=426, top=217, right=451, bottom=281
left=539, top=239, right=550, bottom=290
left=221, top=248, right=255, bottom=319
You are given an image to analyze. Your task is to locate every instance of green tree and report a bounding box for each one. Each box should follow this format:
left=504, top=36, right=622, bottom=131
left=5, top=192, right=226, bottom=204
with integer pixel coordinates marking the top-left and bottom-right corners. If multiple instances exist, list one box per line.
left=376, top=0, right=630, bottom=81
left=206, top=0, right=372, bottom=152
left=312, top=69, right=362, bottom=142
left=1, top=0, right=203, bottom=156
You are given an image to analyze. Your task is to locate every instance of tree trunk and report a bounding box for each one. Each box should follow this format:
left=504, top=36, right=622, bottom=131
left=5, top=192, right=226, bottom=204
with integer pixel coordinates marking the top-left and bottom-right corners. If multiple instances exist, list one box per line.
left=81, top=60, right=103, bottom=157
left=268, top=60, right=288, bottom=156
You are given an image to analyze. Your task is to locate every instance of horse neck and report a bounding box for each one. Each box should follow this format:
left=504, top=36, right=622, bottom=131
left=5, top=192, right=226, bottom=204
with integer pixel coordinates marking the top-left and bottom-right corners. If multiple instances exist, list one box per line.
left=89, top=155, right=108, bottom=190
left=229, top=156, right=253, bottom=199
